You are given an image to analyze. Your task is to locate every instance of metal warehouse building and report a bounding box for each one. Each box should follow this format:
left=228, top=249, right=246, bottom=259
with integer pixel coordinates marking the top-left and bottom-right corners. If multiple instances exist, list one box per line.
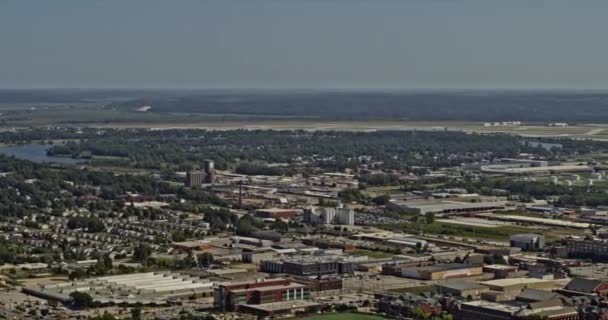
left=388, top=200, right=506, bottom=215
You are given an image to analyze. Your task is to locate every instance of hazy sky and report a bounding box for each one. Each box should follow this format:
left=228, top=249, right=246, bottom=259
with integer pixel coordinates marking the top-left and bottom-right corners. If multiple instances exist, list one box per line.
left=1, top=0, right=608, bottom=89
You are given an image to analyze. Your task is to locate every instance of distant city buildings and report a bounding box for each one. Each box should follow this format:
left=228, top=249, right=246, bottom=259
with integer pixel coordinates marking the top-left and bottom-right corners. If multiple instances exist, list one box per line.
left=483, top=121, right=523, bottom=127
left=303, top=207, right=355, bottom=225
left=203, top=159, right=216, bottom=183
left=260, top=255, right=358, bottom=276
left=549, top=122, right=569, bottom=127
left=185, top=159, right=216, bottom=187
left=565, top=238, right=608, bottom=261
left=185, top=170, right=205, bottom=187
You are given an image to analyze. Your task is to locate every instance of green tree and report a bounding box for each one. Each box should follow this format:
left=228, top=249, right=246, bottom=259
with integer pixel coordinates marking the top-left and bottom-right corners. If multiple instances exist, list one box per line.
left=171, top=230, right=187, bottom=242
left=197, top=252, right=215, bottom=268
left=425, top=212, right=435, bottom=224
left=70, top=291, right=93, bottom=309
left=371, top=194, right=391, bottom=205
left=411, top=307, right=432, bottom=320
left=130, top=306, right=142, bottom=320
left=133, top=243, right=152, bottom=263
left=180, top=251, right=197, bottom=269
left=236, top=214, right=256, bottom=236
left=68, top=268, right=87, bottom=280
left=271, top=219, right=289, bottom=233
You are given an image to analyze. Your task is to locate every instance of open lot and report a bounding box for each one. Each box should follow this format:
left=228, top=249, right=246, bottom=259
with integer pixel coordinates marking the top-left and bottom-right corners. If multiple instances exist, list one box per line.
left=88, top=120, right=608, bottom=140
left=299, top=313, right=387, bottom=320
left=437, top=217, right=516, bottom=228
left=3, top=106, right=608, bottom=140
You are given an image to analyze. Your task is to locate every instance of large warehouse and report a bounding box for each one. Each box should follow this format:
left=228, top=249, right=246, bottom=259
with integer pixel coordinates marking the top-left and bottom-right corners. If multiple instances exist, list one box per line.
left=23, top=272, right=214, bottom=306
left=481, top=164, right=593, bottom=176
left=400, top=263, right=483, bottom=280
left=388, top=199, right=507, bottom=215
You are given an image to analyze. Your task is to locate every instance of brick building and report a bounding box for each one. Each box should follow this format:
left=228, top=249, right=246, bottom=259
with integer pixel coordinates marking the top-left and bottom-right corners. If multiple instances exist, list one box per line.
left=214, top=278, right=311, bottom=312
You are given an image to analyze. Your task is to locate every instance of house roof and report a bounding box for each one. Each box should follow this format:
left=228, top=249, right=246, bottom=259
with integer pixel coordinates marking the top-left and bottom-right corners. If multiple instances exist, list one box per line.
left=516, top=288, right=563, bottom=302
left=565, top=278, right=603, bottom=294
left=527, top=299, right=563, bottom=310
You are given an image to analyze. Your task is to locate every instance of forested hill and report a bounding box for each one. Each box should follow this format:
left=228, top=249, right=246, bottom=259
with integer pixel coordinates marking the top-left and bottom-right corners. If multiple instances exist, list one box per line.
left=2, top=90, right=608, bottom=122
left=110, top=91, right=608, bottom=122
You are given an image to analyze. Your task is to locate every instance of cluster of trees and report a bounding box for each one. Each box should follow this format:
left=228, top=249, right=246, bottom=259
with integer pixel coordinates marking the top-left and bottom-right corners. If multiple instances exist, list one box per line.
left=449, top=177, right=608, bottom=206
left=235, top=162, right=294, bottom=176
left=70, top=291, right=94, bottom=309
left=3, top=128, right=608, bottom=177
left=69, top=254, right=113, bottom=279
left=233, top=214, right=295, bottom=236
left=338, top=188, right=368, bottom=204
left=236, top=214, right=264, bottom=236
left=132, top=243, right=153, bottom=263
left=371, top=194, right=391, bottom=205
left=201, top=206, right=237, bottom=231
left=175, top=188, right=226, bottom=207
left=70, top=291, right=144, bottom=320
left=34, top=128, right=602, bottom=173
left=358, top=173, right=402, bottom=186
left=0, top=241, right=26, bottom=264
left=112, top=91, right=608, bottom=123
left=175, top=251, right=215, bottom=269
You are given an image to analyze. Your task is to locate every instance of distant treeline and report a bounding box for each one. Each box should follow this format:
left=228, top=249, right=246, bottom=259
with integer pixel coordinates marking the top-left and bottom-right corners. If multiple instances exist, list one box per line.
left=37, top=129, right=557, bottom=172
left=448, top=177, right=608, bottom=207
left=3, top=89, right=608, bottom=122
left=111, top=91, right=608, bottom=122
left=16, top=128, right=605, bottom=176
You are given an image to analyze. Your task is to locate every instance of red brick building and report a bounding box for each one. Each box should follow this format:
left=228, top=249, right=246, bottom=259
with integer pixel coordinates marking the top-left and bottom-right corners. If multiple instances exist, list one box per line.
left=214, top=278, right=311, bottom=312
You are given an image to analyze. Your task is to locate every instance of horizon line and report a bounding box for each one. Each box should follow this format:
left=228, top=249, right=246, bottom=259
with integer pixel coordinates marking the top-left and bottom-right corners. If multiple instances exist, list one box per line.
left=2, top=87, right=608, bottom=93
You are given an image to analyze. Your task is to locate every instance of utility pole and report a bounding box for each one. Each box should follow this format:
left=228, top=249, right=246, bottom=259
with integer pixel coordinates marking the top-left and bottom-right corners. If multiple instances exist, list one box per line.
left=238, top=180, right=243, bottom=209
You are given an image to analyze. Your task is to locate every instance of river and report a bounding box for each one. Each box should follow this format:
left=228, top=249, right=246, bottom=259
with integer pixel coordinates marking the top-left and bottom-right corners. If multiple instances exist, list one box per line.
left=0, top=143, right=84, bottom=164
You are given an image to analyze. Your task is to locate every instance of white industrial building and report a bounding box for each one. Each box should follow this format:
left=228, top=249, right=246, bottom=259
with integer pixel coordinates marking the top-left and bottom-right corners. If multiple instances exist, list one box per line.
left=510, top=234, right=545, bottom=251
left=303, top=207, right=355, bottom=225
left=23, top=272, right=214, bottom=305
left=388, top=199, right=506, bottom=215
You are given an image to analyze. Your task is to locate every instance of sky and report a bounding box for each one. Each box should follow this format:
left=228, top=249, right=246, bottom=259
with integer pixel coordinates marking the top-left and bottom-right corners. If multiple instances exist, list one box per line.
left=1, top=0, right=608, bottom=90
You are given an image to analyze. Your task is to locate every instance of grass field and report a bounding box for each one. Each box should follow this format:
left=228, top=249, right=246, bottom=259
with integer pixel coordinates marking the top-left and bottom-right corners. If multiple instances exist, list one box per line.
left=364, top=185, right=403, bottom=196
left=299, top=313, right=387, bottom=320
left=3, top=106, right=608, bottom=140
left=494, top=210, right=547, bottom=218
left=377, top=221, right=531, bottom=241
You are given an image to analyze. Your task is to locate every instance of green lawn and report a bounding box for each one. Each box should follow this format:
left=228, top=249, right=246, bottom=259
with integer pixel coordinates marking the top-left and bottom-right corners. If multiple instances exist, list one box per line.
left=376, top=221, right=531, bottom=241
left=494, top=210, right=546, bottom=218
left=300, top=313, right=387, bottom=320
